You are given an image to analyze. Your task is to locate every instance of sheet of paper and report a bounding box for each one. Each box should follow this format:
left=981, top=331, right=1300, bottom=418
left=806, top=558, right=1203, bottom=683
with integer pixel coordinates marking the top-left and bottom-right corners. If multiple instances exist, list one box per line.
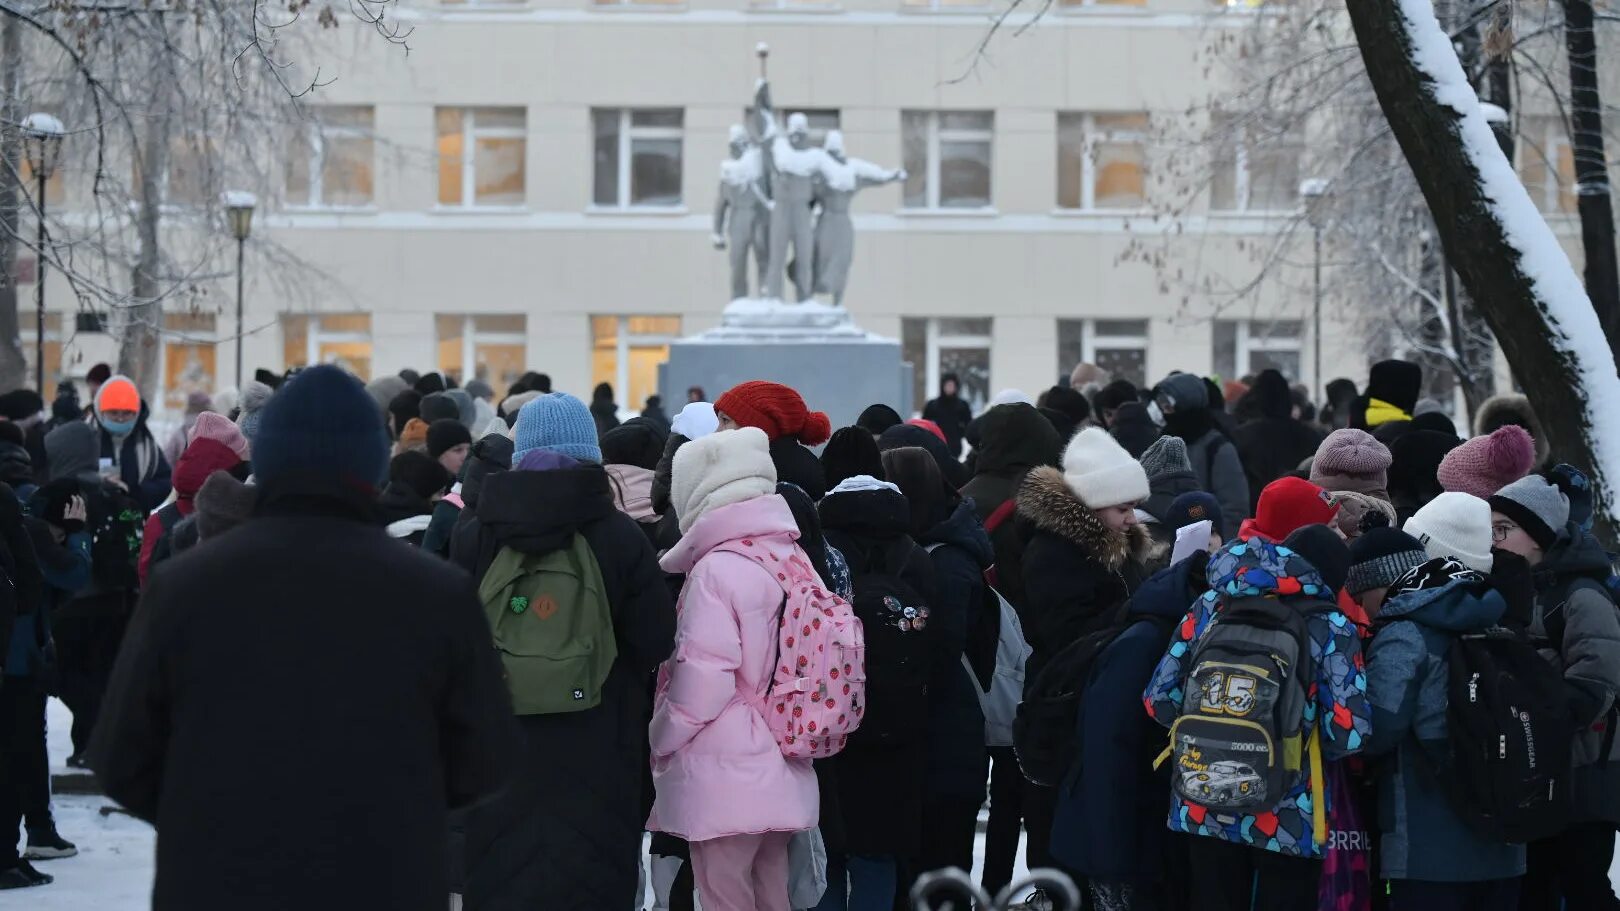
left=1171, top=519, right=1214, bottom=565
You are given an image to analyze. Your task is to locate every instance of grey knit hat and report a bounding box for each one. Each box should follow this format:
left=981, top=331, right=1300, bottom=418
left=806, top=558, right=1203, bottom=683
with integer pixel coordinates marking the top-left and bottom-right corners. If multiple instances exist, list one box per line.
left=1488, top=474, right=1570, bottom=550
left=1346, top=527, right=1430, bottom=596
left=1139, top=434, right=1192, bottom=484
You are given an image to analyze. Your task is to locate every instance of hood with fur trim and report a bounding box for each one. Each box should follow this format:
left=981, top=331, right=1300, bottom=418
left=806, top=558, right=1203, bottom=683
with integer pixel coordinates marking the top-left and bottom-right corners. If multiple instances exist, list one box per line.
left=1016, top=465, right=1158, bottom=572
left=1474, top=393, right=1549, bottom=468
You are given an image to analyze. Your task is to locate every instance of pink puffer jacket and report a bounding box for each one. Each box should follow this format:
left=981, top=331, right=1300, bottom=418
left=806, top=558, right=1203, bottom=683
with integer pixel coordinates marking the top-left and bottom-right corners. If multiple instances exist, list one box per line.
left=647, top=494, right=820, bottom=842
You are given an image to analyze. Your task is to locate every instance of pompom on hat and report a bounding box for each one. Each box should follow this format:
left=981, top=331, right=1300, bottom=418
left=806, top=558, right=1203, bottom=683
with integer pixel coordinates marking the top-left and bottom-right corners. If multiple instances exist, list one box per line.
left=1436, top=424, right=1536, bottom=499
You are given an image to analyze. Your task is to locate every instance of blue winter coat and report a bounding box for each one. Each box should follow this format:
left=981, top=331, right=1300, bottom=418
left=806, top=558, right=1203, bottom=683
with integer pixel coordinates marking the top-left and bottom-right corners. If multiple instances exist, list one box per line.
left=1050, top=552, right=1206, bottom=882
left=1144, top=537, right=1371, bottom=859
left=1363, top=563, right=1526, bottom=882
left=919, top=498, right=994, bottom=804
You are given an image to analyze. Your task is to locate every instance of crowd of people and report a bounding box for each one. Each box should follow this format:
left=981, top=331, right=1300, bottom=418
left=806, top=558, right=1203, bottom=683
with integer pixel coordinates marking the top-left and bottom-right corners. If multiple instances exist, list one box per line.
left=0, top=354, right=1616, bottom=911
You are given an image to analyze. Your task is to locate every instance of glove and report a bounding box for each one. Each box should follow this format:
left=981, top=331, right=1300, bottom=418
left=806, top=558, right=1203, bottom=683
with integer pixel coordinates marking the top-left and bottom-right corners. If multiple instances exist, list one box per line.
left=711, top=233, right=727, bottom=250
left=1487, top=548, right=1536, bottom=631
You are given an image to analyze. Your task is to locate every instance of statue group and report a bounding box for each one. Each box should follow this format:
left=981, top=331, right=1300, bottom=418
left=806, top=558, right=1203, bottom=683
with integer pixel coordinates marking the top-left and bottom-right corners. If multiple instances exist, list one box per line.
left=713, top=70, right=905, bottom=306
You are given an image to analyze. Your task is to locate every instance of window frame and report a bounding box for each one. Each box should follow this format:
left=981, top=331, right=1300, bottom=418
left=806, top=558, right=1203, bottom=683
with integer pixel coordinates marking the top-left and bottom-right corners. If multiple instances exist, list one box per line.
left=1216, top=319, right=1304, bottom=380
left=1519, top=115, right=1576, bottom=215
left=906, top=317, right=993, bottom=412
left=439, top=314, right=528, bottom=385
left=592, top=315, right=682, bottom=409
left=288, top=106, right=375, bottom=210
left=1057, top=112, right=1150, bottom=212
left=1059, top=318, right=1150, bottom=385
left=904, top=110, right=995, bottom=211
left=284, top=313, right=375, bottom=380
left=901, top=0, right=993, bottom=10
left=1210, top=118, right=1301, bottom=214
left=593, top=108, right=686, bottom=210
left=437, top=106, right=528, bottom=210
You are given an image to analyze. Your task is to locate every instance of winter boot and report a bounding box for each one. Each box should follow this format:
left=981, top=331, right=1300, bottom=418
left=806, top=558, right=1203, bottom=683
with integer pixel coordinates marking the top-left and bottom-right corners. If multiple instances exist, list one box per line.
left=0, top=860, right=53, bottom=889
left=24, top=827, right=79, bottom=860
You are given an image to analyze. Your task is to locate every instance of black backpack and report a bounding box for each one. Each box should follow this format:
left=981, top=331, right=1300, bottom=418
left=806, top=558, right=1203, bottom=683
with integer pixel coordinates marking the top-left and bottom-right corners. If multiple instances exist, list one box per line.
left=1013, top=604, right=1135, bottom=787
left=847, top=537, right=933, bottom=746
left=1435, top=627, right=1573, bottom=843
left=87, top=482, right=145, bottom=591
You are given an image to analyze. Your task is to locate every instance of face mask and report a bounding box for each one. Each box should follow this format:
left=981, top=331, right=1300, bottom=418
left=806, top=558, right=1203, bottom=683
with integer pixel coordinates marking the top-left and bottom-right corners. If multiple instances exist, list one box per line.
left=1147, top=401, right=1166, bottom=427
left=102, top=418, right=136, bottom=436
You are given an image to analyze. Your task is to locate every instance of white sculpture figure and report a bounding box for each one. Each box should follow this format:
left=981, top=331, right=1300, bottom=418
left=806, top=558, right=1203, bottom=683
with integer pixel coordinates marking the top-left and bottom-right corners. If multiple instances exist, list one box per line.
left=755, top=81, right=828, bottom=302
left=813, top=130, right=905, bottom=307
left=713, top=124, right=772, bottom=300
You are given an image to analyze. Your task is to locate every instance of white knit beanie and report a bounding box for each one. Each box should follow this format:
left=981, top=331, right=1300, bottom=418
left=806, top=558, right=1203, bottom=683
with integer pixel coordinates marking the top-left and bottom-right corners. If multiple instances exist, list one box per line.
left=1403, top=491, right=1495, bottom=574
left=1061, top=426, right=1150, bottom=509
left=671, top=427, right=778, bottom=533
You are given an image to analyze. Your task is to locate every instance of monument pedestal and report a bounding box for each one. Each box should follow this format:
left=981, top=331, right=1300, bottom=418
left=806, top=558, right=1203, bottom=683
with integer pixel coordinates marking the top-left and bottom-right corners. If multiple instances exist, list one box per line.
left=660, top=299, right=913, bottom=431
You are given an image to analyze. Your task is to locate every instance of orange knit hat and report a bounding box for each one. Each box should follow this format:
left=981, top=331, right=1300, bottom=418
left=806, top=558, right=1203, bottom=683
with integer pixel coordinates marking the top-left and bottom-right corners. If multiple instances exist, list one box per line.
left=96, top=376, right=141, bottom=414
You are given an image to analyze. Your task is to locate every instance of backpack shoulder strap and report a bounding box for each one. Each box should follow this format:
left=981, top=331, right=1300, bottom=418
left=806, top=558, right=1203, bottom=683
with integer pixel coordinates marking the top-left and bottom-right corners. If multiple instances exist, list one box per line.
left=984, top=498, right=1019, bottom=535
left=1542, top=576, right=1613, bottom=652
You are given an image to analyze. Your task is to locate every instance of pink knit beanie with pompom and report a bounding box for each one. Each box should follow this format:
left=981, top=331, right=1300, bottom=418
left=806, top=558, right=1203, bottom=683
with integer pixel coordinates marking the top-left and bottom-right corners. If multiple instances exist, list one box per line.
left=1436, top=424, right=1536, bottom=499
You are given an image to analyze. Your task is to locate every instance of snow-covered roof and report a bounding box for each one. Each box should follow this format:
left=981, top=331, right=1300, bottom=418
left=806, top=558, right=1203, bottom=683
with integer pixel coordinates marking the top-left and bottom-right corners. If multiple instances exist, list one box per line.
left=21, top=112, right=64, bottom=137
left=221, top=190, right=258, bottom=210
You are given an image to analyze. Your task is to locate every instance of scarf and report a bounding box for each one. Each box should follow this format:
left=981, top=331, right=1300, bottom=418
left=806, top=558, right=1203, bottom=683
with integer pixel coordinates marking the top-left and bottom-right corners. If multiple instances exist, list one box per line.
left=1363, top=398, right=1412, bottom=428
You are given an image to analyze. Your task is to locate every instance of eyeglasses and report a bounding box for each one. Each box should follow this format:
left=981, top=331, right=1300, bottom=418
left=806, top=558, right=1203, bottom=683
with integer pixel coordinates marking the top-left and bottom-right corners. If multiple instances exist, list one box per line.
left=1491, top=523, right=1519, bottom=543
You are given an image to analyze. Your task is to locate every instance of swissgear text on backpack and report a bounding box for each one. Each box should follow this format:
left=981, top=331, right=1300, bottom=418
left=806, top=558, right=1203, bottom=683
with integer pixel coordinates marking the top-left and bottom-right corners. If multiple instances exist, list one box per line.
left=717, top=541, right=866, bottom=759
left=848, top=538, right=932, bottom=746
left=478, top=533, right=618, bottom=715
left=1165, top=594, right=1335, bottom=818
left=1435, top=628, right=1573, bottom=843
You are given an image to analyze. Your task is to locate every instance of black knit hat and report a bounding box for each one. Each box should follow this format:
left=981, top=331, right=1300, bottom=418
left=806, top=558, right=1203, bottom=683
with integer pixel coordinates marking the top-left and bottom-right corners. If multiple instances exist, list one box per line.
left=414, top=372, right=447, bottom=396
left=426, top=419, right=472, bottom=460
left=253, top=365, right=390, bottom=491
left=1365, top=360, right=1424, bottom=415
left=387, top=390, right=422, bottom=438
left=1283, top=524, right=1352, bottom=594
left=0, top=389, right=43, bottom=421
left=856, top=404, right=902, bottom=436
left=1346, top=527, right=1429, bottom=596
left=388, top=450, right=451, bottom=500
left=29, top=477, right=84, bottom=534
left=600, top=419, right=667, bottom=471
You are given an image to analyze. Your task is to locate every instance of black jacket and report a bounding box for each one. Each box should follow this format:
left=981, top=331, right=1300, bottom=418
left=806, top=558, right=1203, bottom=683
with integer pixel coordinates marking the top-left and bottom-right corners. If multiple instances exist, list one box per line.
left=1017, top=467, right=1158, bottom=682
left=378, top=482, right=436, bottom=547
left=918, top=499, right=994, bottom=804
left=959, top=403, right=1059, bottom=625
left=820, top=483, right=942, bottom=858
left=922, top=389, right=974, bottom=459
left=1232, top=372, right=1323, bottom=513
left=90, top=479, right=519, bottom=911
left=452, top=464, right=675, bottom=911
left=879, top=423, right=968, bottom=491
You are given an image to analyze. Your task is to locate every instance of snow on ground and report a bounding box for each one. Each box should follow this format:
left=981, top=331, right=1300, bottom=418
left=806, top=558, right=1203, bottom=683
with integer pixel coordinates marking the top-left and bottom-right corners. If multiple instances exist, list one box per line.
left=31, top=698, right=1027, bottom=909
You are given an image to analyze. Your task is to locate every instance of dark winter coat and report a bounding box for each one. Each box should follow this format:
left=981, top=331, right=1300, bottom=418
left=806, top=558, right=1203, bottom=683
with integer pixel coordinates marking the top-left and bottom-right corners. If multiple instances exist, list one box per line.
left=0, top=484, right=43, bottom=676
left=770, top=436, right=829, bottom=502
left=1167, top=411, right=1248, bottom=540
left=819, top=482, right=942, bottom=859
left=90, top=478, right=520, bottom=911
left=92, top=402, right=173, bottom=513
left=378, top=482, right=436, bottom=546
left=10, top=520, right=88, bottom=679
left=1107, top=402, right=1162, bottom=459
left=1232, top=373, right=1324, bottom=513
left=451, top=464, right=675, bottom=911
left=922, top=382, right=974, bottom=458
left=918, top=498, right=994, bottom=804
left=1529, top=526, right=1620, bottom=821
left=1141, top=466, right=1201, bottom=528
left=879, top=423, right=968, bottom=491
left=1050, top=552, right=1206, bottom=882
left=960, top=403, right=1060, bottom=624
left=1017, top=466, right=1158, bottom=682
left=46, top=423, right=141, bottom=619
left=1363, top=562, right=1523, bottom=880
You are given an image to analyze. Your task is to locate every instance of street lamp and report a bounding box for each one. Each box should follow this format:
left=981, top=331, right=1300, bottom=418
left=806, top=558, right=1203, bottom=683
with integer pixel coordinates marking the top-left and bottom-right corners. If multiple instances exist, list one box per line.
left=223, top=190, right=256, bottom=389
left=1300, top=177, right=1331, bottom=408
left=22, top=113, right=64, bottom=395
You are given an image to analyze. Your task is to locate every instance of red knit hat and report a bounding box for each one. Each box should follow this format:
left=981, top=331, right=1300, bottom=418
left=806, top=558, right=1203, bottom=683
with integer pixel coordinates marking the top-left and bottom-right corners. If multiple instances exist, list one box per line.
left=1239, top=476, right=1340, bottom=543
left=905, top=418, right=948, bottom=445
left=1436, top=424, right=1535, bottom=499
left=714, top=381, right=831, bottom=446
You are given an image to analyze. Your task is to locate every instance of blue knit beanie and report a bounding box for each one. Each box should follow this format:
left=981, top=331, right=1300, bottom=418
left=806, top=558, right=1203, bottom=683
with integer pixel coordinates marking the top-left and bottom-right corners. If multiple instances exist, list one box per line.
left=250, top=365, right=390, bottom=490
left=513, top=392, right=602, bottom=464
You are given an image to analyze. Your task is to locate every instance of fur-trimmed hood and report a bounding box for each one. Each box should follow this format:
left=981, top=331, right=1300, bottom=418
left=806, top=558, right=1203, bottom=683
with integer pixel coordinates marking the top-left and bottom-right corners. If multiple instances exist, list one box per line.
left=1475, top=393, right=1549, bottom=467
left=1016, top=465, right=1158, bottom=572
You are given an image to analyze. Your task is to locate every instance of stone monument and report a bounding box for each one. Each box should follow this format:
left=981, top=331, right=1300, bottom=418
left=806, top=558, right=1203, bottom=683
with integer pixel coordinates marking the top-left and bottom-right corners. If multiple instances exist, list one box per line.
left=660, top=45, right=913, bottom=429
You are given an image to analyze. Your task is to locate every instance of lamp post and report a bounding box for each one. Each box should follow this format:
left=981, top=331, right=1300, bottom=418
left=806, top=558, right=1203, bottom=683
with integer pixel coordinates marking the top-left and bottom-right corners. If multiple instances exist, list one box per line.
left=1300, top=177, right=1331, bottom=406
left=223, top=191, right=256, bottom=389
left=21, top=113, right=64, bottom=395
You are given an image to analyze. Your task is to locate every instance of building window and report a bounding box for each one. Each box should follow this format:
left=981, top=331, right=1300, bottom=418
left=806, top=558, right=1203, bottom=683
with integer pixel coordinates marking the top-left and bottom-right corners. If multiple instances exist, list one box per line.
left=163, top=312, right=218, bottom=413
left=18, top=311, right=63, bottom=398
left=591, top=316, right=682, bottom=411
left=902, top=111, right=994, bottom=210
left=902, top=0, right=990, bottom=8
left=287, top=106, right=375, bottom=208
left=436, top=107, right=526, bottom=208
left=1058, top=0, right=1146, bottom=6
left=1212, top=319, right=1302, bottom=381
left=901, top=317, right=992, bottom=413
left=1057, top=113, right=1149, bottom=210
left=133, top=136, right=216, bottom=208
left=1056, top=318, right=1149, bottom=387
left=592, top=0, right=683, bottom=7
left=1518, top=115, right=1576, bottom=215
left=1209, top=115, right=1301, bottom=212
left=592, top=109, right=684, bottom=209
left=282, top=313, right=373, bottom=380
left=436, top=314, right=527, bottom=391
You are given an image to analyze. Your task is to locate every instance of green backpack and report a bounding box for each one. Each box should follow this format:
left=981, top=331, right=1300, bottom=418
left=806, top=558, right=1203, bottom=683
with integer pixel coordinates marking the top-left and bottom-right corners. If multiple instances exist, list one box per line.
left=478, top=534, right=618, bottom=715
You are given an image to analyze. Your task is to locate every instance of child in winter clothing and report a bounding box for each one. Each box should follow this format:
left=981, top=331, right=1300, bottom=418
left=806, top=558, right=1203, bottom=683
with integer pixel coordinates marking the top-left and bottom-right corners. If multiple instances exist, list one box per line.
left=1345, top=527, right=1429, bottom=620
left=1310, top=429, right=1396, bottom=540
left=1152, top=373, right=1248, bottom=539
left=1366, top=492, right=1524, bottom=908
left=649, top=427, right=818, bottom=911
left=1238, top=476, right=1340, bottom=544
left=378, top=451, right=450, bottom=546
left=1436, top=425, right=1536, bottom=500
left=1143, top=533, right=1370, bottom=911
left=1487, top=475, right=1620, bottom=909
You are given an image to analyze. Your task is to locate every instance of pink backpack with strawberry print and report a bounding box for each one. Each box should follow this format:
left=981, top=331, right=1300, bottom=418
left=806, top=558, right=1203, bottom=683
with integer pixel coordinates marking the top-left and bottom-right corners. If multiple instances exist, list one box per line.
left=716, top=541, right=867, bottom=759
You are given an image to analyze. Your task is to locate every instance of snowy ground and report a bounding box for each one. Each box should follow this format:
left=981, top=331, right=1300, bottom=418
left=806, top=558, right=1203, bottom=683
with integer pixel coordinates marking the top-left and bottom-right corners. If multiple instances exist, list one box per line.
left=31, top=698, right=1028, bottom=909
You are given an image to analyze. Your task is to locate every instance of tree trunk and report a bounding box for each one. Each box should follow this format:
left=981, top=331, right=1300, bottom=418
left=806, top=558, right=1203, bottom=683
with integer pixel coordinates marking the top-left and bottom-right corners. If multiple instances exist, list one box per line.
left=0, top=16, right=32, bottom=393
left=1345, top=0, right=1620, bottom=534
left=1562, top=0, right=1620, bottom=364
left=119, top=109, right=166, bottom=401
